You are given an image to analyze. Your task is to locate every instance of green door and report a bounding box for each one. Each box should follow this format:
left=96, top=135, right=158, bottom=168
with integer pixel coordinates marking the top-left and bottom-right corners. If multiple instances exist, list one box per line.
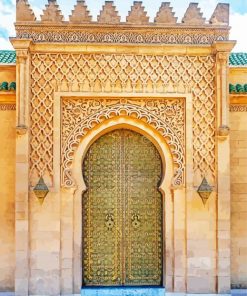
left=82, top=129, right=162, bottom=286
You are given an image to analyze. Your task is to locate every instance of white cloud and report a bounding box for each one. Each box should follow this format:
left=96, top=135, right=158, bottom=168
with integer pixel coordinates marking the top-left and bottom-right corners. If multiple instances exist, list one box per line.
left=0, top=1, right=15, bottom=38
left=0, top=37, right=13, bottom=50
left=230, top=12, right=247, bottom=52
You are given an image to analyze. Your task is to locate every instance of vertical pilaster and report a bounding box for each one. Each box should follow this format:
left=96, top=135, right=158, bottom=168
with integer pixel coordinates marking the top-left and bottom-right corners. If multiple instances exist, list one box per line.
left=173, top=187, right=186, bottom=292
left=214, top=41, right=236, bottom=294
left=10, top=39, right=32, bottom=296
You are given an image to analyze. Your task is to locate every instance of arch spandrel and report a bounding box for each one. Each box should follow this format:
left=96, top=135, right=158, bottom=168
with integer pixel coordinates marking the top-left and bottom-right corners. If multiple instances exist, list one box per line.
left=62, top=100, right=185, bottom=189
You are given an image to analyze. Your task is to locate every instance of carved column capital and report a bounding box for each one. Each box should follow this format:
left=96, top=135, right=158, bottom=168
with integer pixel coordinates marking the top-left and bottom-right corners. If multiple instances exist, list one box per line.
left=16, top=49, right=29, bottom=64
left=217, top=52, right=229, bottom=65
left=16, top=125, right=28, bottom=136
left=218, top=125, right=230, bottom=140
left=9, top=38, right=32, bottom=54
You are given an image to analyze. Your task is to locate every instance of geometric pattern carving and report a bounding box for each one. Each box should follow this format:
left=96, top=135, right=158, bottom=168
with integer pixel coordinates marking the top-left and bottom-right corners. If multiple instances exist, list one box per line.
left=98, top=1, right=120, bottom=24
left=126, top=1, right=149, bottom=25
left=182, top=3, right=206, bottom=25
left=230, top=104, right=247, bottom=112
left=30, top=53, right=215, bottom=186
left=209, top=3, right=229, bottom=26
left=62, top=98, right=185, bottom=187
left=0, top=104, right=16, bottom=111
left=41, top=0, right=64, bottom=23
left=69, top=0, right=92, bottom=24
left=16, top=26, right=229, bottom=45
left=16, top=0, right=36, bottom=22
left=154, top=2, right=177, bottom=24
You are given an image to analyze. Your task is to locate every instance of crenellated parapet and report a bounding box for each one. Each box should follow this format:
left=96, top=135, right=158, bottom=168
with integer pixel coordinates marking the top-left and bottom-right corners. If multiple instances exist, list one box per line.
left=15, top=1, right=230, bottom=45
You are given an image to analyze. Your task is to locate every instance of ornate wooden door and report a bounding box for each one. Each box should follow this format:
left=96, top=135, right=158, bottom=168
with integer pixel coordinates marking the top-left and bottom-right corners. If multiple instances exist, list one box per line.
left=82, top=129, right=162, bottom=287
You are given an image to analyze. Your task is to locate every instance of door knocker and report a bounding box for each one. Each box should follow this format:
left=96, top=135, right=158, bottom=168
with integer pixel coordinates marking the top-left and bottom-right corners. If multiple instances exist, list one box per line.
left=105, top=213, right=115, bottom=230
left=132, top=214, right=141, bottom=229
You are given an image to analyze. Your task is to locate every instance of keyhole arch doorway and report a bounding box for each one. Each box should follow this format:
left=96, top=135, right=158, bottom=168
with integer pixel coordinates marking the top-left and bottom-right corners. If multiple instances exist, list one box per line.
left=82, top=128, right=163, bottom=286
left=71, top=117, right=174, bottom=290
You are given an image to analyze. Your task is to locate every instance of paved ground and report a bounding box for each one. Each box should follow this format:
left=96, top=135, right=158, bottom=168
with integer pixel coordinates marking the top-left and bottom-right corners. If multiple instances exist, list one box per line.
left=0, top=289, right=246, bottom=295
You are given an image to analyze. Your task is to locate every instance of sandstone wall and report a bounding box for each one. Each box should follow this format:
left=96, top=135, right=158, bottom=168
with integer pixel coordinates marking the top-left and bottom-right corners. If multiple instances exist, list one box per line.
left=0, top=66, right=16, bottom=291
left=230, top=107, right=247, bottom=288
left=0, top=109, right=16, bottom=291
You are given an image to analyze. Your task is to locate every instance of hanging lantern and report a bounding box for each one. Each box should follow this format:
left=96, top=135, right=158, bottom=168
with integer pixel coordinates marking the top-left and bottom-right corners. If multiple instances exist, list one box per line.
left=197, top=177, right=212, bottom=205
left=33, top=177, right=49, bottom=205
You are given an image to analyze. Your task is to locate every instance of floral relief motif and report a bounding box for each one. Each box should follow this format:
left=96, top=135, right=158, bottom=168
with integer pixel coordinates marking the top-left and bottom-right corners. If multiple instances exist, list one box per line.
left=30, top=53, right=216, bottom=187
left=16, top=26, right=228, bottom=45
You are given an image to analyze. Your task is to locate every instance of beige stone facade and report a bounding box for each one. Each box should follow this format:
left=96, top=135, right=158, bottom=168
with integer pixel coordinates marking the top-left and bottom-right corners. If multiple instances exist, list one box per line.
left=0, top=1, right=247, bottom=295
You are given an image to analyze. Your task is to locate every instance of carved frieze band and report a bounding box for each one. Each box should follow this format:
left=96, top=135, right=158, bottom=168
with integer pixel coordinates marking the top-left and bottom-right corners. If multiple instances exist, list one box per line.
left=16, top=26, right=228, bottom=45
left=0, top=104, right=16, bottom=111
left=62, top=98, right=185, bottom=187
left=230, top=104, right=247, bottom=112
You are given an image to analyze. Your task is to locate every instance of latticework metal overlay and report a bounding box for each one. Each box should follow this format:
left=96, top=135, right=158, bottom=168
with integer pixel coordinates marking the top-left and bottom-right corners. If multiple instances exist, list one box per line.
left=30, top=53, right=216, bottom=185
left=82, top=129, right=162, bottom=286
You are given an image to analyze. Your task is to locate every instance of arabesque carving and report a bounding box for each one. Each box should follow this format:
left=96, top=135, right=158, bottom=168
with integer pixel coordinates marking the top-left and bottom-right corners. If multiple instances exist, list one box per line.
left=30, top=53, right=216, bottom=186
left=61, top=98, right=185, bottom=187
left=16, top=26, right=228, bottom=44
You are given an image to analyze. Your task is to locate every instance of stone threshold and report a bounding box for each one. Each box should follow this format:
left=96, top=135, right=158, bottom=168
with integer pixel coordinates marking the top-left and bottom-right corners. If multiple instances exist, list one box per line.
left=0, top=290, right=246, bottom=296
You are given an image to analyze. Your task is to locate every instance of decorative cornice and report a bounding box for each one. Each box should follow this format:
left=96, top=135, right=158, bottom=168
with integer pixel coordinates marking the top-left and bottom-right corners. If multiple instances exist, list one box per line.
left=14, top=2, right=230, bottom=45
left=15, top=25, right=229, bottom=45
left=230, top=104, right=247, bottom=112
left=16, top=1, right=230, bottom=26
left=0, top=104, right=16, bottom=111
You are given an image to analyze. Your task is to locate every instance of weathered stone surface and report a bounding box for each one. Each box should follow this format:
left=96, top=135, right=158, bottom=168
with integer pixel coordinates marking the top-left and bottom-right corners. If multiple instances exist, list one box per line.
left=182, top=3, right=206, bottom=25
left=16, top=0, right=36, bottom=22
left=41, top=0, right=64, bottom=23
left=0, top=65, right=16, bottom=291
left=230, top=109, right=247, bottom=289
left=154, top=2, right=177, bottom=24
left=69, top=0, right=92, bottom=23
left=97, top=1, right=120, bottom=24
left=1, top=1, right=247, bottom=295
left=210, top=3, right=229, bottom=26
left=126, top=1, right=149, bottom=25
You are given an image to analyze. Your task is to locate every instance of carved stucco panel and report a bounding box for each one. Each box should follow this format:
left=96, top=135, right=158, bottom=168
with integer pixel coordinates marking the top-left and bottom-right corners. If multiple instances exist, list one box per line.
left=16, top=26, right=228, bottom=45
left=30, top=53, right=216, bottom=186
left=61, top=98, right=185, bottom=187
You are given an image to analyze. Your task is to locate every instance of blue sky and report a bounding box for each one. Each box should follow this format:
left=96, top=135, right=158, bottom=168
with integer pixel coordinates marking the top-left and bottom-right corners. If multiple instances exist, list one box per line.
left=0, top=0, right=247, bottom=51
